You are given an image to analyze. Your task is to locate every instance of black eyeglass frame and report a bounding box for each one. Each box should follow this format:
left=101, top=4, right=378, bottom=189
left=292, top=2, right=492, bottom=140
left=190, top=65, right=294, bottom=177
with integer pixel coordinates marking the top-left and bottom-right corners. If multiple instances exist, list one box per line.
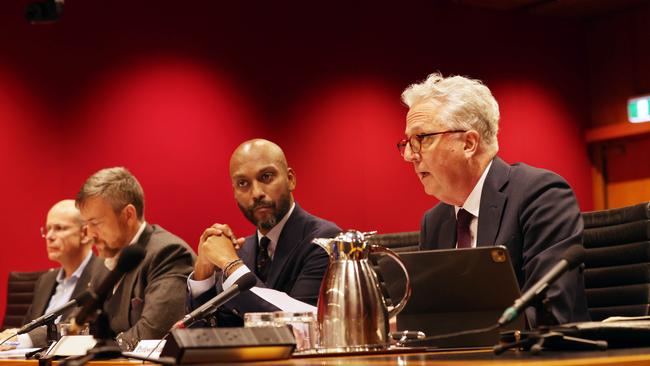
left=397, top=130, right=467, bottom=156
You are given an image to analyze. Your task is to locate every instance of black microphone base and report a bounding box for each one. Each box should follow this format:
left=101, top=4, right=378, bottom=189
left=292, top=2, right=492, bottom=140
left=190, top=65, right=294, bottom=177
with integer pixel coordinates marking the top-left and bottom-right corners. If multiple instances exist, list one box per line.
left=57, top=310, right=120, bottom=366
left=87, top=312, right=115, bottom=342
left=495, top=329, right=608, bottom=355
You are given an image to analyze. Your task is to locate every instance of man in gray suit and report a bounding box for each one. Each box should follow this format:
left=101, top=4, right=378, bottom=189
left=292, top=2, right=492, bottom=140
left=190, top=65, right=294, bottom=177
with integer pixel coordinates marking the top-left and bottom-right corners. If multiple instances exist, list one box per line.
left=399, top=72, right=590, bottom=327
left=0, top=200, right=99, bottom=349
left=76, top=167, right=195, bottom=350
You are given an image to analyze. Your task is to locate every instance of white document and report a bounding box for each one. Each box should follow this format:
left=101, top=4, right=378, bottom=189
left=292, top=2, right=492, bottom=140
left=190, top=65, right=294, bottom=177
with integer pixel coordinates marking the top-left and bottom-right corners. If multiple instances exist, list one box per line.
left=0, top=348, right=40, bottom=359
left=45, top=335, right=96, bottom=357
left=602, top=315, right=650, bottom=323
left=250, top=287, right=317, bottom=313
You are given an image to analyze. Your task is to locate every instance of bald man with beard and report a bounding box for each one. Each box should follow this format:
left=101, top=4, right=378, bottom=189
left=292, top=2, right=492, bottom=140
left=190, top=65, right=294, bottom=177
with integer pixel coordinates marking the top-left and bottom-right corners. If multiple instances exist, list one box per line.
left=188, top=139, right=341, bottom=326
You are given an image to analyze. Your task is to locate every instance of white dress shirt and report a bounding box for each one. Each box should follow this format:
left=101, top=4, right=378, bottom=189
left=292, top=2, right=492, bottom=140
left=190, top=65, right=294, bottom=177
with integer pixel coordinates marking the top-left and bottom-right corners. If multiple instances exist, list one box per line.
left=17, top=250, right=94, bottom=348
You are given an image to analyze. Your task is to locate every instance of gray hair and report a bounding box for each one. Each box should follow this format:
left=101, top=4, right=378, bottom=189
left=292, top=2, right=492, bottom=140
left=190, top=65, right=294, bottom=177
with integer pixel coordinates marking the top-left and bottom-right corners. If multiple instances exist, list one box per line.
left=76, top=167, right=145, bottom=220
left=401, top=72, right=500, bottom=152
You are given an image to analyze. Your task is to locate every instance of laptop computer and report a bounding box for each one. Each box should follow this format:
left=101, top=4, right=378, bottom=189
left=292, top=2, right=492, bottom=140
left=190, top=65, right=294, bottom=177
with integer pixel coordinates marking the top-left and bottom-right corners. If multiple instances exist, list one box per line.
left=374, top=246, right=527, bottom=349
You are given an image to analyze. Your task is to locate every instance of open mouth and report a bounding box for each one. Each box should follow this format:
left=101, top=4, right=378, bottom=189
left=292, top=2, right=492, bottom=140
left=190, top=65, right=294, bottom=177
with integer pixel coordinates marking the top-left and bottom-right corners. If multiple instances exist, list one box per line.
left=418, top=172, right=430, bottom=179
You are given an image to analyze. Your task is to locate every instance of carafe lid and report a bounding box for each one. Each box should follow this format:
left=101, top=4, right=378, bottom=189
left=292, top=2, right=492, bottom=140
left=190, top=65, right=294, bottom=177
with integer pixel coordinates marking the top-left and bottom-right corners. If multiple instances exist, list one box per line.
left=313, top=229, right=376, bottom=260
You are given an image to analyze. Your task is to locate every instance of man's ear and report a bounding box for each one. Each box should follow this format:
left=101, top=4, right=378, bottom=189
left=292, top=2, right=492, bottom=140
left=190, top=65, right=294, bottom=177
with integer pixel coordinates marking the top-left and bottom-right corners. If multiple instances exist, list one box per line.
left=287, top=167, right=297, bottom=192
left=463, top=130, right=481, bottom=157
left=80, top=225, right=91, bottom=244
left=123, top=204, right=139, bottom=223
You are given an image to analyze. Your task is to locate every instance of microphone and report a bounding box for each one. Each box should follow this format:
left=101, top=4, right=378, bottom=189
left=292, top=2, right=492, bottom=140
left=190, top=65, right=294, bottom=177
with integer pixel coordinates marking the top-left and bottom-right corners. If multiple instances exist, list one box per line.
left=173, top=272, right=257, bottom=329
left=498, top=245, right=586, bottom=326
left=17, top=291, right=94, bottom=335
left=69, top=245, right=146, bottom=333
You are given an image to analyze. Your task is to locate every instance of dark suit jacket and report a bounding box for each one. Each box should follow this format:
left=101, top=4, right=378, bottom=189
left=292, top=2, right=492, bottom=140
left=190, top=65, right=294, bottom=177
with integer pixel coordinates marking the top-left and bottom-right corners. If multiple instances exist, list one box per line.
left=420, top=157, right=590, bottom=327
left=94, top=224, right=195, bottom=350
left=22, top=253, right=101, bottom=347
left=190, top=204, right=340, bottom=325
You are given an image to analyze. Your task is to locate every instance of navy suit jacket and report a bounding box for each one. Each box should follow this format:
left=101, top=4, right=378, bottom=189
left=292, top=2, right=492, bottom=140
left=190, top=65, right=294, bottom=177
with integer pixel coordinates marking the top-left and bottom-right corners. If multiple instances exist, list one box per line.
left=190, top=204, right=340, bottom=326
left=420, top=157, right=590, bottom=327
left=22, top=254, right=101, bottom=347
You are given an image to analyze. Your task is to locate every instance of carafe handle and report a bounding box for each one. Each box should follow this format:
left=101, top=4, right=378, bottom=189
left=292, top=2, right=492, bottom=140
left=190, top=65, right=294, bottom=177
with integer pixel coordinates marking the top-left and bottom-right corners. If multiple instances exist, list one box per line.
left=370, top=245, right=411, bottom=319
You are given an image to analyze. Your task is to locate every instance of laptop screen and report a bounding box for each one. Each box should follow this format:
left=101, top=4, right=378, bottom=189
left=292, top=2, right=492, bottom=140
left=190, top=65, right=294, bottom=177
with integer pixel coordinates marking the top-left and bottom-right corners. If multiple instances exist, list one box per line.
left=374, top=246, right=526, bottom=348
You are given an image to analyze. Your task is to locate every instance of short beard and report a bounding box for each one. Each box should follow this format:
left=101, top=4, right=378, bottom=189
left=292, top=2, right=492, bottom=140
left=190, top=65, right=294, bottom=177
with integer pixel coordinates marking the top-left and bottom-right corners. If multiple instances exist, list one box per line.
left=239, top=191, right=292, bottom=232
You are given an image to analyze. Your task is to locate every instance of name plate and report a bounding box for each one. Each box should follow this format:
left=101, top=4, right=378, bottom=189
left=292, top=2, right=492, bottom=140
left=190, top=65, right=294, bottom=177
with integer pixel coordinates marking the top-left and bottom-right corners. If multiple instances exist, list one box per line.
left=44, top=335, right=97, bottom=357
left=125, top=339, right=167, bottom=359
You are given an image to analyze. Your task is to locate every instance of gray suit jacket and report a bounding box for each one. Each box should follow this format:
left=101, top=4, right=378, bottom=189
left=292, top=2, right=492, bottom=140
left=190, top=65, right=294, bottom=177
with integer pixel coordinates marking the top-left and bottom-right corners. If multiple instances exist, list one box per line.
left=22, top=254, right=100, bottom=347
left=96, top=224, right=195, bottom=350
left=420, top=157, right=590, bottom=327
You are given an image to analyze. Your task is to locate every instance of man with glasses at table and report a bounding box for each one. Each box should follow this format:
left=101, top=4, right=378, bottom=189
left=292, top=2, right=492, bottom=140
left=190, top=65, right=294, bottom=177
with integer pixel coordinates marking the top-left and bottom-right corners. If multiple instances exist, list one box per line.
left=397, top=72, right=590, bottom=327
left=0, top=200, right=99, bottom=350
left=76, top=167, right=195, bottom=351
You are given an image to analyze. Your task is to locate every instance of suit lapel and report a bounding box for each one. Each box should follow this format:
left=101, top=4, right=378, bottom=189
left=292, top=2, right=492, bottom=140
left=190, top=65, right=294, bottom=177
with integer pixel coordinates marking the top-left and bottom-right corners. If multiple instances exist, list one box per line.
left=61, top=254, right=98, bottom=320
left=70, top=254, right=96, bottom=300
left=238, top=236, right=257, bottom=271
left=107, top=224, right=152, bottom=330
left=265, top=205, right=306, bottom=288
left=32, top=270, right=58, bottom=317
left=438, top=205, right=457, bottom=250
left=477, top=157, right=509, bottom=247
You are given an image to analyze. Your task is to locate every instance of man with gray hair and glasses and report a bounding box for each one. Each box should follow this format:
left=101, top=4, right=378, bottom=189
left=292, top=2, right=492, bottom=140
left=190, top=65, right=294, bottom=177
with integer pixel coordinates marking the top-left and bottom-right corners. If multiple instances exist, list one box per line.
left=76, top=167, right=195, bottom=350
left=398, top=72, right=590, bottom=327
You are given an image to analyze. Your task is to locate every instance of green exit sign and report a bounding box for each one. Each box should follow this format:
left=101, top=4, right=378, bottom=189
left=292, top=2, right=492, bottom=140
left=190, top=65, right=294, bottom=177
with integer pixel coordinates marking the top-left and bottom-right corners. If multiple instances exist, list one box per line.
left=628, top=95, right=650, bottom=123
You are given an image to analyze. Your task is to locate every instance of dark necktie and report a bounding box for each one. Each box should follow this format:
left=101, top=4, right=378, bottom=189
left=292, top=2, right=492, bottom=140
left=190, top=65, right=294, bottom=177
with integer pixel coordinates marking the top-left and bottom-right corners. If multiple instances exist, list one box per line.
left=256, top=236, right=271, bottom=282
left=456, top=208, right=473, bottom=249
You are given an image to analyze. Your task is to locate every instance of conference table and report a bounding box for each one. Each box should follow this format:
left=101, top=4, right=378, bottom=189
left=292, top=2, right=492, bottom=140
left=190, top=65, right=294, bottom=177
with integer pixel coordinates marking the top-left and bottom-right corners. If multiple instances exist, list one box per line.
left=3, top=347, right=650, bottom=366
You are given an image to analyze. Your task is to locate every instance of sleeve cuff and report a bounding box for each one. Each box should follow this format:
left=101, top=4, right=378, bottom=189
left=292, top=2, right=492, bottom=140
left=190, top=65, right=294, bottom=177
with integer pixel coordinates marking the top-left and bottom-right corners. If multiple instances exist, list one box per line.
left=222, top=265, right=252, bottom=290
left=187, top=271, right=217, bottom=298
left=16, top=333, right=33, bottom=349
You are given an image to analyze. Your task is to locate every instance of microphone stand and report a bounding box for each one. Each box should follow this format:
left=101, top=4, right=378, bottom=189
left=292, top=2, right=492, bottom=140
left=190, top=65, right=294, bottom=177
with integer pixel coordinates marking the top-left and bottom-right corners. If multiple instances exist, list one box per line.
left=59, top=312, right=121, bottom=366
left=493, top=297, right=607, bottom=355
left=25, top=318, right=63, bottom=360
left=59, top=311, right=176, bottom=366
left=494, top=329, right=607, bottom=355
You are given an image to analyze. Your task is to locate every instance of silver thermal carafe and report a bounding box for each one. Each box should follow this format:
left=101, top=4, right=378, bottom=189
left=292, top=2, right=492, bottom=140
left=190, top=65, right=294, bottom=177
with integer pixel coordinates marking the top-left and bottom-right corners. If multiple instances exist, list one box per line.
left=313, top=230, right=411, bottom=352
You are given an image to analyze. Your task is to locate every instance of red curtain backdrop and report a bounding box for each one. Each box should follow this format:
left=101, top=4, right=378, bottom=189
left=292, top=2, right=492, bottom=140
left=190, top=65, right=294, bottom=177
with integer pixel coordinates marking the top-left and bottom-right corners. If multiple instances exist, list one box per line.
left=0, top=1, right=593, bottom=318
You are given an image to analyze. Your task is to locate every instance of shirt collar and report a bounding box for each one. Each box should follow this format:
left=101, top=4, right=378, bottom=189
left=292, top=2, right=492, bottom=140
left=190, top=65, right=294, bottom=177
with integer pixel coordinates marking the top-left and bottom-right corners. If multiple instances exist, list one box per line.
left=56, top=250, right=93, bottom=284
left=105, top=221, right=147, bottom=270
left=257, top=202, right=296, bottom=245
left=455, top=160, right=493, bottom=218
left=130, top=221, right=147, bottom=245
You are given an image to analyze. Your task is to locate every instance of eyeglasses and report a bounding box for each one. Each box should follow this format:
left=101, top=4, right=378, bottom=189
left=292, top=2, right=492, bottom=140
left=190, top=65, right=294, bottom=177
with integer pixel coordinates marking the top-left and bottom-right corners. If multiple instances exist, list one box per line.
left=396, top=130, right=466, bottom=157
left=40, top=224, right=75, bottom=238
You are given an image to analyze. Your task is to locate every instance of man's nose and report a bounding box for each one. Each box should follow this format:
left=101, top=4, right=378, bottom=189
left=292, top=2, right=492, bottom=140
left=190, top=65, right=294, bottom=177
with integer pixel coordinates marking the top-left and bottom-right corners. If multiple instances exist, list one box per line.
left=251, top=181, right=266, bottom=199
left=403, top=144, right=420, bottom=162
left=45, top=230, right=56, bottom=241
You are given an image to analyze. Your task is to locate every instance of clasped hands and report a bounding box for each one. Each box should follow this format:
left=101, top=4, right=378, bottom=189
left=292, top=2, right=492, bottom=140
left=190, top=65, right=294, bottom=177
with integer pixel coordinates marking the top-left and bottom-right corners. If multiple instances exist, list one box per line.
left=194, top=223, right=246, bottom=281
